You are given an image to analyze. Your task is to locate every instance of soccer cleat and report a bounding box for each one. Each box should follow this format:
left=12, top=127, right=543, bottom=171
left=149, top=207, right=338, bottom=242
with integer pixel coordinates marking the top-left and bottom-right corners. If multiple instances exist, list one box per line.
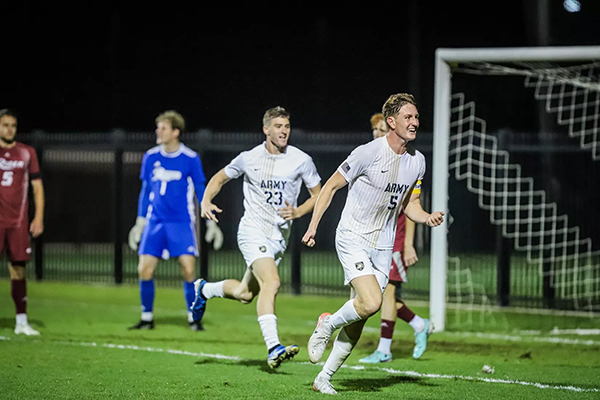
left=313, top=375, right=338, bottom=395
left=359, top=350, right=392, bottom=364
left=308, top=312, right=332, bottom=364
left=412, top=318, right=432, bottom=359
left=267, top=344, right=299, bottom=369
left=189, top=321, right=204, bottom=331
left=128, top=320, right=155, bottom=330
left=190, top=279, right=207, bottom=322
left=14, top=323, right=40, bottom=336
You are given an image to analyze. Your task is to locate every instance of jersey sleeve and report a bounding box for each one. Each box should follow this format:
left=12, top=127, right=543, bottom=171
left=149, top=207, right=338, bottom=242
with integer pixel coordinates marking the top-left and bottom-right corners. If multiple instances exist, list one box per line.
left=223, top=151, right=246, bottom=179
left=190, top=154, right=207, bottom=202
left=412, top=157, right=426, bottom=194
left=337, top=143, right=374, bottom=183
left=301, top=156, right=321, bottom=189
left=27, top=146, right=41, bottom=180
left=139, top=152, right=151, bottom=181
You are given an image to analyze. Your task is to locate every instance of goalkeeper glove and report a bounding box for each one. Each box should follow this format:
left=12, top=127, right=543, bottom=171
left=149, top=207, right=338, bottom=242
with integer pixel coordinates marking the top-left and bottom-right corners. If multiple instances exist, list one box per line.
left=205, top=220, right=224, bottom=251
left=128, top=217, right=147, bottom=251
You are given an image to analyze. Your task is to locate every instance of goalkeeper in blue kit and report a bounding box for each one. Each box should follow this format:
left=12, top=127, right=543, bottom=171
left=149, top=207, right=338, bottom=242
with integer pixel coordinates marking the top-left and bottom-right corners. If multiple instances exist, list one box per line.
left=127, top=110, right=223, bottom=330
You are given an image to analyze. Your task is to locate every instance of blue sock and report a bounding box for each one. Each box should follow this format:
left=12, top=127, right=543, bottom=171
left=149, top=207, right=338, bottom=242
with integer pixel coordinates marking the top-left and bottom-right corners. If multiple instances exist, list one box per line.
left=140, top=280, right=155, bottom=313
left=183, top=281, right=195, bottom=311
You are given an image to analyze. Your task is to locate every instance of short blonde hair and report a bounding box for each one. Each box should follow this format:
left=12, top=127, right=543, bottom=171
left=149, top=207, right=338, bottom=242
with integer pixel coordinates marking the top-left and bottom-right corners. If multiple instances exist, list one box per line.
left=156, top=110, right=186, bottom=133
left=370, top=113, right=384, bottom=130
left=382, top=93, right=417, bottom=122
left=263, top=106, right=290, bottom=127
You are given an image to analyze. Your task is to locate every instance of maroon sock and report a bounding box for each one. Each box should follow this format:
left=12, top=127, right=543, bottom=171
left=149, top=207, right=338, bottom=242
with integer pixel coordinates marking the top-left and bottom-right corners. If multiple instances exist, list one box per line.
left=397, top=304, right=416, bottom=323
left=381, top=319, right=395, bottom=339
left=11, top=279, right=27, bottom=314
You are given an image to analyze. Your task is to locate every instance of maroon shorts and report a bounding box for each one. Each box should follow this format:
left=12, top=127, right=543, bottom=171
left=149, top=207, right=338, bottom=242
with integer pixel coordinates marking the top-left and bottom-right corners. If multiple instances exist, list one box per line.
left=389, top=250, right=406, bottom=282
left=0, top=224, right=32, bottom=263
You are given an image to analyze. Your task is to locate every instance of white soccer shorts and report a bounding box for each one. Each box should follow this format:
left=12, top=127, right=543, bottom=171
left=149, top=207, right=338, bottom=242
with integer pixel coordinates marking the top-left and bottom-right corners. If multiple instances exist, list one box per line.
left=335, top=231, right=392, bottom=293
left=237, top=223, right=287, bottom=268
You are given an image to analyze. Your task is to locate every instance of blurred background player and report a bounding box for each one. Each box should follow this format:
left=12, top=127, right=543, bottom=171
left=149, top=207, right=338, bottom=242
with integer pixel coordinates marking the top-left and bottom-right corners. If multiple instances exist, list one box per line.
left=127, top=110, right=222, bottom=331
left=0, top=109, right=44, bottom=336
left=192, top=106, right=322, bottom=368
left=359, top=112, right=430, bottom=364
left=302, top=94, right=444, bottom=394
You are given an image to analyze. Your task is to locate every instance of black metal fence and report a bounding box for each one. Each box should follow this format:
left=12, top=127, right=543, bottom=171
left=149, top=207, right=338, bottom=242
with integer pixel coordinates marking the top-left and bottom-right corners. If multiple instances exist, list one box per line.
left=1, top=129, right=597, bottom=310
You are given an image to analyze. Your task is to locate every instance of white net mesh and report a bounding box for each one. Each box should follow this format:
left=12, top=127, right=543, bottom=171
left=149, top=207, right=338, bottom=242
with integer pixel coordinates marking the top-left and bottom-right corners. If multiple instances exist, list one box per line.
left=448, top=60, right=600, bottom=314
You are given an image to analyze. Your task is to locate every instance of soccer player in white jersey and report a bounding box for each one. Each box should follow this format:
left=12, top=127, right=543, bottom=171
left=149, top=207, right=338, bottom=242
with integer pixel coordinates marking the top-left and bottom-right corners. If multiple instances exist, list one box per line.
left=191, top=106, right=322, bottom=369
left=302, top=94, right=444, bottom=394
left=360, top=112, right=431, bottom=364
left=127, top=110, right=223, bottom=331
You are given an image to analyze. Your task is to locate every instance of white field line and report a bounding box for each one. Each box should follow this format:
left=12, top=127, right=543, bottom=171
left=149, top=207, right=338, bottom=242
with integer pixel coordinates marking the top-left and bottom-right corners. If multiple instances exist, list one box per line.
left=444, top=331, right=600, bottom=346
left=1, top=336, right=598, bottom=393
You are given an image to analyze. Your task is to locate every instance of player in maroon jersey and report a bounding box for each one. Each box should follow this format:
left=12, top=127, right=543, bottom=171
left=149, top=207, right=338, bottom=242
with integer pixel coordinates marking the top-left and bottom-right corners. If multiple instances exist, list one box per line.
left=358, top=113, right=431, bottom=363
left=0, top=109, right=44, bottom=336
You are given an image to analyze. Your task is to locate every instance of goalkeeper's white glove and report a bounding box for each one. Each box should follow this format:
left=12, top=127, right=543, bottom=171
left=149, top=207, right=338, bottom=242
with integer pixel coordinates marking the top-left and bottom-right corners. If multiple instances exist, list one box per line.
left=205, top=220, right=223, bottom=251
left=128, top=217, right=147, bottom=251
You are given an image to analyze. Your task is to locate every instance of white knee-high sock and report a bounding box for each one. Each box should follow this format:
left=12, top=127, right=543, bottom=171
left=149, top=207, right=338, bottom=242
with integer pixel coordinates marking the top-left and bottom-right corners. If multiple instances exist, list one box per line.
left=321, top=327, right=357, bottom=380
left=202, top=281, right=225, bottom=299
left=328, top=299, right=361, bottom=334
left=257, top=314, right=280, bottom=350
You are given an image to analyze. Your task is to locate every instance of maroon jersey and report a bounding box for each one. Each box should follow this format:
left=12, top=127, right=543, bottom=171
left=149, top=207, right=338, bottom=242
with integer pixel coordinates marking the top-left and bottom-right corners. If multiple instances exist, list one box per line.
left=393, top=213, right=406, bottom=252
left=0, top=143, right=40, bottom=227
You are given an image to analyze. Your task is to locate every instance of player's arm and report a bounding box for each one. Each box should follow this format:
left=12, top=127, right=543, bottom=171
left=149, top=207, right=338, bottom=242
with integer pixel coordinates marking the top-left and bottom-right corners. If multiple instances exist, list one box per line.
left=277, top=183, right=322, bottom=221
left=404, top=191, right=444, bottom=227
left=29, top=179, right=44, bottom=238
left=200, top=169, right=231, bottom=222
left=302, top=172, right=347, bottom=247
left=403, top=217, right=418, bottom=266
left=128, top=179, right=151, bottom=251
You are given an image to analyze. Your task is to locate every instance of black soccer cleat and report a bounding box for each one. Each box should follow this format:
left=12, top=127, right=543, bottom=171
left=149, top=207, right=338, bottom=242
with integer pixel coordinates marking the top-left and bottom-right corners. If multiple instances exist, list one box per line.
left=128, top=320, right=155, bottom=330
left=189, top=321, right=205, bottom=331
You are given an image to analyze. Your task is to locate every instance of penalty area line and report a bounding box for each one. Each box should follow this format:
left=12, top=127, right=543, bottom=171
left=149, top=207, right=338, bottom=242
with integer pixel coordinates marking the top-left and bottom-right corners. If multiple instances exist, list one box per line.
left=1, top=336, right=598, bottom=393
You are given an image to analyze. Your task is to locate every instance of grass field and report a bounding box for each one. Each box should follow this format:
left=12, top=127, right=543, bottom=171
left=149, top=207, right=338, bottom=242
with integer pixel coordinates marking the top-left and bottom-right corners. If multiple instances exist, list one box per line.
left=1, top=280, right=599, bottom=399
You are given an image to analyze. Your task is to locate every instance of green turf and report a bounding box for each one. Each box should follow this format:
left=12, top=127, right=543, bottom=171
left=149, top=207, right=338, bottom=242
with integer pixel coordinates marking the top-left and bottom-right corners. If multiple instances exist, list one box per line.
left=1, top=280, right=599, bottom=399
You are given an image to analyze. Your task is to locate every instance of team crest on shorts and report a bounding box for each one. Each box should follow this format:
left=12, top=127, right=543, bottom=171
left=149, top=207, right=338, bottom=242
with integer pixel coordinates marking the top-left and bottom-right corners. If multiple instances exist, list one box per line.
left=355, top=261, right=364, bottom=271
left=259, top=245, right=267, bottom=253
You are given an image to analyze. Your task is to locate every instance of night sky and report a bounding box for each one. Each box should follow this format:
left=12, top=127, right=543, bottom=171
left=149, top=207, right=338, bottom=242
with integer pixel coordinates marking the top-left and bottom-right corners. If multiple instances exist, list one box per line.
left=4, top=1, right=600, bottom=134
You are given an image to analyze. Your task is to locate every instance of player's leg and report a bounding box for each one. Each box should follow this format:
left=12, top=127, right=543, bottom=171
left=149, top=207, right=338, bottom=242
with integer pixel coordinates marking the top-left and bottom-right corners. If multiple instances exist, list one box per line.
left=177, top=254, right=204, bottom=330
left=359, top=282, right=396, bottom=363
left=314, top=319, right=367, bottom=395
left=129, top=254, right=159, bottom=329
left=251, top=257, right=298, bottom=368
left=393, top=283, right=430, bottom=359
left=5, top=225, right=39, bottom=336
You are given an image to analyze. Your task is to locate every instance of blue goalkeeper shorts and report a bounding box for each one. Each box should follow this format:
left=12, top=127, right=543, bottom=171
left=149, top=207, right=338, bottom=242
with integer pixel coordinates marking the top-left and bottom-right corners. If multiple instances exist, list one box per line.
left=138, top=221, right=198, bottom=259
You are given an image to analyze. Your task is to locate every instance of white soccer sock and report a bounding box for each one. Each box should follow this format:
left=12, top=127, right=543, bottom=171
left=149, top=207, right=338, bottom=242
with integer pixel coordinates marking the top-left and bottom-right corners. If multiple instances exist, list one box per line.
left=409, top=315, right=425, bottom=333
left=16, top=313, right=28, bottom=325
left=141, top=312, right=153, bottom=322
left=187, top=311, right=194, bottom=323
left=202, top=281, right=225, bottom=299
left=323, top=327, right=357, bottom=378
left=328, top=299, right=361, bottom=334
left=376, top=337, right=392, bottom=355
left=257, top=314, right=280, bottom=350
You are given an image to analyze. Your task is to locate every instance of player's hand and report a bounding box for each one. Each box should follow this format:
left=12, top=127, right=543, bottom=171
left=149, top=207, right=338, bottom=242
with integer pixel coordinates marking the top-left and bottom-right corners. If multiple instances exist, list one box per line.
left=403, top=244, right=418, bottom=266
left=425, top=211, right=444, bottom=227
left=205, top=220, right=224, bottom=251
left=302, top=227, right=317, bottom=247
left=201, top=201, right=222, bottom=222
left=29, top=218, right=44, bottom=238
left=277, top=200, right=298, bottom=221
left=128, top=217, right=147, bottom=251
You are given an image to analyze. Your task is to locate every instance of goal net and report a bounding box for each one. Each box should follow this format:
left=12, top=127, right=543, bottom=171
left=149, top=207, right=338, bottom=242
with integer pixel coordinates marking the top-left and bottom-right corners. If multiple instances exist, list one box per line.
left=430, top=47, right=600, bottom=332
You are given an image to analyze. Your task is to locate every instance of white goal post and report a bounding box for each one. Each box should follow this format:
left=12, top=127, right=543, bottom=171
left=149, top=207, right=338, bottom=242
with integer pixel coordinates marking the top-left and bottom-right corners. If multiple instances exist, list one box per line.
left=431, top=46, right=600, bottom=332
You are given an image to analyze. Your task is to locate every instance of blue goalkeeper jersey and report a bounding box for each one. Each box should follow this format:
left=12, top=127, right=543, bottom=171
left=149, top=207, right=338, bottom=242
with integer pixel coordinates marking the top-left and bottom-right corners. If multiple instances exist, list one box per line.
left=137, top=144, right=206, bottom=223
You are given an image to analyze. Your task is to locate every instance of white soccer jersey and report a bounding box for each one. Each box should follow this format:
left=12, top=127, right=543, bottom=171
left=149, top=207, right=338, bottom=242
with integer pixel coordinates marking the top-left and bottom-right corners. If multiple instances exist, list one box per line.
left=337, top=136, right=425, bottom=249
left=224, top=142, right=321, bottom=241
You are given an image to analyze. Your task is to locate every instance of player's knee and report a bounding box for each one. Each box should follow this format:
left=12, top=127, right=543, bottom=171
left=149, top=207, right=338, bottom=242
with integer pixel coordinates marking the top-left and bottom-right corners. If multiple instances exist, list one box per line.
left=8, top=263, right=26, bottom=280
left=260, top=278, right=280, bottom=295
left=357, top=295, right=382, bottom=317
left=233, top=286, right=255, bottom=304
